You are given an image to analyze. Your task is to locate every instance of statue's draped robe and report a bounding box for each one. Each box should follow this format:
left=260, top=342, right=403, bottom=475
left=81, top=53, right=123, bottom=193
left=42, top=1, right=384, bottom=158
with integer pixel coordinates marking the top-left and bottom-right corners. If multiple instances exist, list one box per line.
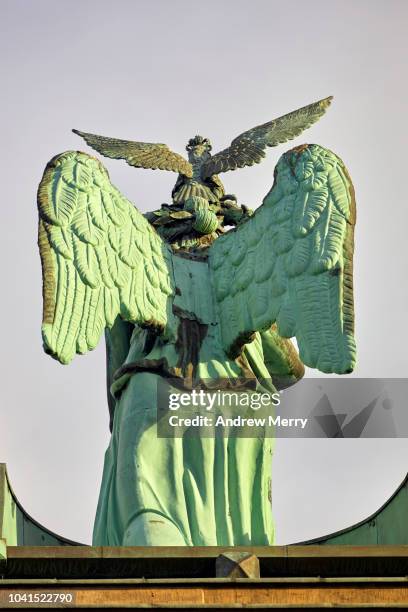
left=93, top=253, right=281, bottom=546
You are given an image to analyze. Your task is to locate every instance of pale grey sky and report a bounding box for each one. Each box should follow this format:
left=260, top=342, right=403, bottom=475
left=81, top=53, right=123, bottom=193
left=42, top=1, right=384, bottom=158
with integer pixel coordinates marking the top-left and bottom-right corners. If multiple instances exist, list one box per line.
left=1, top=0, right=407, bottom=544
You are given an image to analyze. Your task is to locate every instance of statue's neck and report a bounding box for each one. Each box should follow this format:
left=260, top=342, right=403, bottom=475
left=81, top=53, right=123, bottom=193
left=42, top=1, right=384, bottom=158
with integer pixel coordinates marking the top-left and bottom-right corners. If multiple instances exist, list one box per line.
left=191, top=161, right=203, bottom=180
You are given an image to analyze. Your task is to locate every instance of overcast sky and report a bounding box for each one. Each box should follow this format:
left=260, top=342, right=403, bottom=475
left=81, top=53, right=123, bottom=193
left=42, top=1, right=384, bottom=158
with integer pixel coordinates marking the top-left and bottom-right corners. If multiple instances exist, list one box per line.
left=1, top=0, right=407, bottom=545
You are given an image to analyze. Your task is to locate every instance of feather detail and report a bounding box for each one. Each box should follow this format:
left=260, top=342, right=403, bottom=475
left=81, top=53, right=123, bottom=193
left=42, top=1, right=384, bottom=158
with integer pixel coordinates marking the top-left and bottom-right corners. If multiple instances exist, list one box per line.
left=201, top=97, right=332, bottom=178
left=73, top=129, right=193, bottom=178
left=209, top=143, right=356, bottom=374
left=37, top=151, right=175, bottom=364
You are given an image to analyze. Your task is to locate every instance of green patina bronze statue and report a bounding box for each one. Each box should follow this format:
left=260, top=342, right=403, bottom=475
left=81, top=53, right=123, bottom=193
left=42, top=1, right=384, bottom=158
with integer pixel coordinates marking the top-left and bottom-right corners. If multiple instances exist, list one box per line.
left=37, top=96, right=356, bottom=546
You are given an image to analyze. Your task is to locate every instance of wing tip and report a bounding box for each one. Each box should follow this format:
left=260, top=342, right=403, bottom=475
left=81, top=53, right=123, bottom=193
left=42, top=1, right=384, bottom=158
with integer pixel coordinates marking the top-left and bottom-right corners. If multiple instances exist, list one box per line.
left=42, top=335, right=72, bottom=366
left=320, top=95, right=334, bottom=108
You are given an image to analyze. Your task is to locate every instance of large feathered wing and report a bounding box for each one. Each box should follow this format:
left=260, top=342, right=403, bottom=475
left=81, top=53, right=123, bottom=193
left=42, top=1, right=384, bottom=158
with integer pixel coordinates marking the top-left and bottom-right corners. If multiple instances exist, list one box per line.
left=37, top=151, right=174, bottom=364
left=209, top=144, right=356, bottom=374
left=72, top=129, right=193, bottom=177
left=201, top=97, right=332, bottom=179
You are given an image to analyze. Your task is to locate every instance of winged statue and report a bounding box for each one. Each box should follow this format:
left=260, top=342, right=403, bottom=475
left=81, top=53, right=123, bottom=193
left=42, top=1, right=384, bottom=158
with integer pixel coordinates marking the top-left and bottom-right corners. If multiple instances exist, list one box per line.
left=37, top=96, right=356, bottom=546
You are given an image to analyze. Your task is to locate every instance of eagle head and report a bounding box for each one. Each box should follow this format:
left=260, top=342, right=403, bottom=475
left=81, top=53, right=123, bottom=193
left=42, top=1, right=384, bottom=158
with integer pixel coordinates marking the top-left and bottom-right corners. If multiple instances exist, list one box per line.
left=186, top=135, right=212, bottom=163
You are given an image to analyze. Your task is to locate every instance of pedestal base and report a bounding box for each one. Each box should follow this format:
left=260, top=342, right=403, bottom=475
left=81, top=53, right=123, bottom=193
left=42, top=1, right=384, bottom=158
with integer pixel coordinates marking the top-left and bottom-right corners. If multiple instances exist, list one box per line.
left=1, top=544, right=408, bottom=608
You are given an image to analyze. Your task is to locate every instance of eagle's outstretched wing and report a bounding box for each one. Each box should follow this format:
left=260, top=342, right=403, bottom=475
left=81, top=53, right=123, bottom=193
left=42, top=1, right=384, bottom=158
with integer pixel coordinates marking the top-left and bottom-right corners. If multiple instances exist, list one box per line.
left=38, top=151, right=174, bottom=364
left=209, top=144, right=356, bottom=374
left=201, top=97, right=332, bottom=179
left=72, top=129, right=193, bottom=178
